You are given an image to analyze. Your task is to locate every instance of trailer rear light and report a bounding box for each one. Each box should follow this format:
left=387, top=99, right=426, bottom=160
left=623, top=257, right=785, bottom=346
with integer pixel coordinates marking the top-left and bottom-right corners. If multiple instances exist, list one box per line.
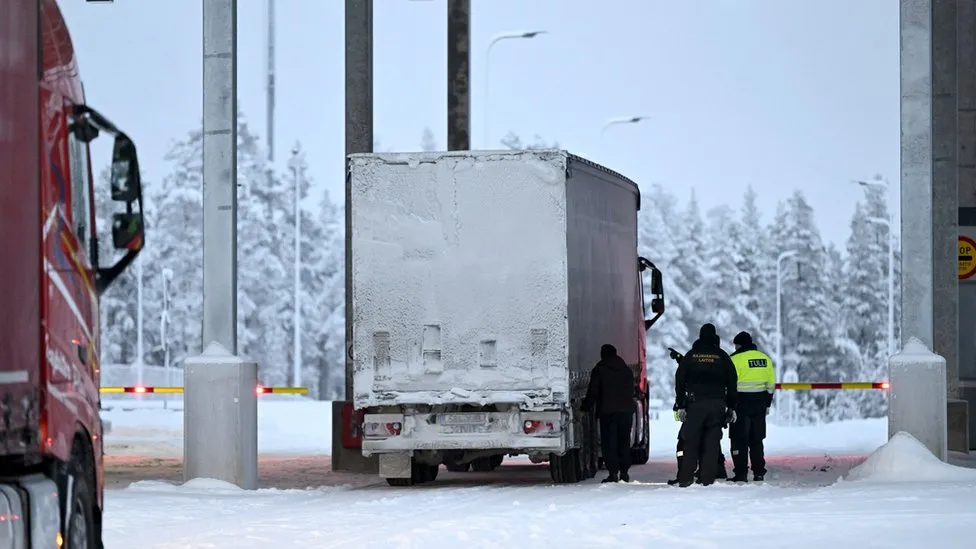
left=523, top=419, right=560, bottom=435
left=362, top=421, right=402, bottom=438
left=133, top=386, right=147, bottom=393
left=881, top=382, right=890, bottom=390
left=256, top=386, right=267, bottom=394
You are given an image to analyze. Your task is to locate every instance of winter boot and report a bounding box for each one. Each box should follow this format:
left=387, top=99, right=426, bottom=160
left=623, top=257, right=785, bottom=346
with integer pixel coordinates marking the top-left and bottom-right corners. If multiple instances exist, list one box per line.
left=620, top=471, right=631, bottom=482
left=667, top=478, right=680, bottom=486
left=753, top=474, right=764, bottom=482
left=678, top=480, right=694, bottom=488
left=602, top=474, right=619, bottom=483
left=728, top=473, right=748, bottom=483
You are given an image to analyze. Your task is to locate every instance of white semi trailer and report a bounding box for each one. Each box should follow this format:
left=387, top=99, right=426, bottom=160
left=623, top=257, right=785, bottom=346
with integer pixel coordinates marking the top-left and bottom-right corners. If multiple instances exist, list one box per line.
left=348, top=149, right=664, bottom=486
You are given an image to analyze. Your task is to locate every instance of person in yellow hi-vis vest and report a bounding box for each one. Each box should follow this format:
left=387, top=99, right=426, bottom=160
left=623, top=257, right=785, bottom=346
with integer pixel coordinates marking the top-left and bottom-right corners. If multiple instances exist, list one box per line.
left=727, top=331, right=776, bottom=482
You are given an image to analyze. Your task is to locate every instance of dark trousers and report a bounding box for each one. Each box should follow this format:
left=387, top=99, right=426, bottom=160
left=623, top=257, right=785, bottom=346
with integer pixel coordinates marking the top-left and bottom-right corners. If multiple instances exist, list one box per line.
left=599, top=411, right=634, bottom=476
left=730, top=411, right=767, bottom=476
left=677, top=399, right=726, bottom=484
left=675, top=437, right=726, bottom=478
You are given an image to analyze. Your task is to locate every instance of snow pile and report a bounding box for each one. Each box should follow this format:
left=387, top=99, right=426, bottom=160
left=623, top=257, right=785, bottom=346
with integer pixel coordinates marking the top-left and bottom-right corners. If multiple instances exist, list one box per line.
left=845, top=431, right=976, bottom=483
left=127, top=478, right=244, bottom=493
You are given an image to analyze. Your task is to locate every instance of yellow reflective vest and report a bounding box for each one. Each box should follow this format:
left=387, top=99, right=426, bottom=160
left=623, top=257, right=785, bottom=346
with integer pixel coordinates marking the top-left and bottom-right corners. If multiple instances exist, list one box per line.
left=730, top=349, right=776, bottom=397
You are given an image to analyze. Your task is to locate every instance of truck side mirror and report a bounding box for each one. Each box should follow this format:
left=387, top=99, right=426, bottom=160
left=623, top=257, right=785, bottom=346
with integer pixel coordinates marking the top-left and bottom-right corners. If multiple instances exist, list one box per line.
left=650, top=268, right=663, bottom=296
left=638, top=256, right=666, bottom=331
left=110, top=135, right=141, bottom=203
left=112, top=213, right=144, bottom=251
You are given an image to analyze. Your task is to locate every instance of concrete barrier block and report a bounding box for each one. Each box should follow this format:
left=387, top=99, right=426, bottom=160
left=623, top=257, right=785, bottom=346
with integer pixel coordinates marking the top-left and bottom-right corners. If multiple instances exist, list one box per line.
left=183, top=341, right=259, bottom=489
left=888, top=337, right=948, bottom=462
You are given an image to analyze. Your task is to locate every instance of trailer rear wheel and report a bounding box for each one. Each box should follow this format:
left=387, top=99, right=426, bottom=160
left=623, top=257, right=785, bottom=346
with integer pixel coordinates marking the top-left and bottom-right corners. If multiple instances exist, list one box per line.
left=445, top=460, right=470, bottom=472
left=548, top=449, right=581, bottom=484
left=385, top=460, right=437, bottom=486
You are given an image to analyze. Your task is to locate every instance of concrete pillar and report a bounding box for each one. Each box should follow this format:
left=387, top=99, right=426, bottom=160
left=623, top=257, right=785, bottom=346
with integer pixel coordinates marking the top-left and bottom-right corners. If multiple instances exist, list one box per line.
left=888, top=338, right=948, bottom=461
left=447, top=0, right=471, bottom=151
left=957, top=0, right=976, bottom=451
left=900, top=0, right=968, bottom=452
left=334, top=0, right=378, bottom=474
left=183, top=342, right=258, bottom=489
left=201, top=0, right=237, bottom=353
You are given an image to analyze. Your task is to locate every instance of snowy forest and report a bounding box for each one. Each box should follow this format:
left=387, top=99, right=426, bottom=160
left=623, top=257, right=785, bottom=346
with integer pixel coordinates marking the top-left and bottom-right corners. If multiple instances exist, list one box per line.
left=96, top=115, right=897, bottom=422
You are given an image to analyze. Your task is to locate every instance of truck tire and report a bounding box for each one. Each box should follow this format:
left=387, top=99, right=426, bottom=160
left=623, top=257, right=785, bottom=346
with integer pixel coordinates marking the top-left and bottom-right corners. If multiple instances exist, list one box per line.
left=445, top=460, right=470, bottom=472
left=548, top=449, right=582, bottom=484
left=64, top=447, right=98, bottom=548
left=630, top=397, right=651, bottom=465
left=385, top=460, right=436, bottom=486
left=489, top=455, right=504, bottom=469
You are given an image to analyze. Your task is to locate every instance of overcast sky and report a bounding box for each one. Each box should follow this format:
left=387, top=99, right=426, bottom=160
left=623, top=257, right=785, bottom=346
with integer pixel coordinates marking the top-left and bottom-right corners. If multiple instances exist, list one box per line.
left=61, top=0, right=900, bottom=247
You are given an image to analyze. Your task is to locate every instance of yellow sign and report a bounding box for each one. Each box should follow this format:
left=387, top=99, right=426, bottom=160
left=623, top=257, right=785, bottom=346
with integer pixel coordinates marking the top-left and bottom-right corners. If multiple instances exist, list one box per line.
left=960, top=236, right=976, bottom=280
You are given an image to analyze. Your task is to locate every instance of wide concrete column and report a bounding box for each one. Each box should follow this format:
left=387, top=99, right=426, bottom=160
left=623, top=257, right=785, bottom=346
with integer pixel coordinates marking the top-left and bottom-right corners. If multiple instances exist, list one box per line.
left=956, top=0, right=976, bottom=451
left=900, top=0, right=968, bottom=452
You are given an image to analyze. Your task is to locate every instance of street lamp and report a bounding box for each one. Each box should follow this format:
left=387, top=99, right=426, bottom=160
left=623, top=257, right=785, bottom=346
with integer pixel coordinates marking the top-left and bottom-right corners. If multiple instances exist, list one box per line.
left=866, top=216, right=895, bottom=358
left=160, top=268, right=173, bottom=409
left=483, top=30, right=548, bottom=148
left=775, top=250, right=799, bottom=384
left=135, top=255, right=143, bottom=387
left=289, top=144, right=303, bottom=388
left=853, top=176, right=896, bottom=358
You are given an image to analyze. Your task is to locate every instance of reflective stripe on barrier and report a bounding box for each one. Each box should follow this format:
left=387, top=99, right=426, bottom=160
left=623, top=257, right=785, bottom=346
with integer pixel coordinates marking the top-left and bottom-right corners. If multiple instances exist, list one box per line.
left=776, top=382, right=889, bottom=390
left=100, top=386, right=309, bottom=395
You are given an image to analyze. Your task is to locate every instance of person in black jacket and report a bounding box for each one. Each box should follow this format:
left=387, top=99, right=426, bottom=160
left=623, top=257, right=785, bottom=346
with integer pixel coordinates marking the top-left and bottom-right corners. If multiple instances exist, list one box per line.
left=665, top=347, right=728, bottom=485
left=581, top=344, right=636, bottom=483
left=673, top=323, right=738, bottom=487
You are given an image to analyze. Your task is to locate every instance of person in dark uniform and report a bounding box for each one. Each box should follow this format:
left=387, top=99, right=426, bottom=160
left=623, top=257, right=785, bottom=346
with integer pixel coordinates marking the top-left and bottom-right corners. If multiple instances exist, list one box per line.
left=666, top=348, right=728, bottom=485
left=727, top=331, right=776, bottom=482
left=581, top=344, right=636, bottom=483
left=673, top=323, right=738, bottom=487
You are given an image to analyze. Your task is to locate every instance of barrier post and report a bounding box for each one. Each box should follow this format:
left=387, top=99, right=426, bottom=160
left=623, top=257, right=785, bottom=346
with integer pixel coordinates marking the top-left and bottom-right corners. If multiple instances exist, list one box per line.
left=183, top=341, right=259, bottom=489
left=888, top=337, right=948, bottom=461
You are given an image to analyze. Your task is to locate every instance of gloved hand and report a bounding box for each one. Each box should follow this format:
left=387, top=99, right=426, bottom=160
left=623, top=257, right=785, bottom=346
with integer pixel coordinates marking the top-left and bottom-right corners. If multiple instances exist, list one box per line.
left=765, top=407, right=770, bottom=416
left=674, top=409, right=686, bottom=422
left=668, top=347, right=683, bottom=361
left=725, top=408, right=737, bottom=425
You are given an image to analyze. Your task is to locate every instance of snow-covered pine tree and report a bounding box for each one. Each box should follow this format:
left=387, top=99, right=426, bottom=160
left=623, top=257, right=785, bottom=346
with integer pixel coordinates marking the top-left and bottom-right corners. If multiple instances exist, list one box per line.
left=842, top=182, right=893, bottom=418
left=235, top=118, right=292, bottom=386
left=697, top=204, right=744, bottom=340
left=671, top=190, right=708, bottom=339
left=638, top=184, right=691, bottom=404
left=308, top=194, right=346, bottom=400
left=143, top=128, right=205, bottom=368
left=774, top=191, right=841, bottom=423
left=733, top=186, right=770, bottom=352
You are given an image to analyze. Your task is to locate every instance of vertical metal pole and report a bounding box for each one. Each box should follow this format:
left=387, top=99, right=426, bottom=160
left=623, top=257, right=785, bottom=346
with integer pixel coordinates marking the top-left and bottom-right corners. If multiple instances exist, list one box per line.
left=292, top=148, right=302, bottom=388
left=888, top=224, right=895, bottom=357
left=202, top=0, right=238, bottom=353
left=136, top=256, right=143, bottom=386
left=266, top=0, right=276, bottom=163
left=775, top=260, right=782, bottom=420
left=447, top=0, right=471, bottom=151
left=345, top=0, right=373, bottom=399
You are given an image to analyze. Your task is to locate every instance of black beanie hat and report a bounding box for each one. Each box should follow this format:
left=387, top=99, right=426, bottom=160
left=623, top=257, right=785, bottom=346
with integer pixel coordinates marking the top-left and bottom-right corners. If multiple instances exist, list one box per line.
left=699, top=323, right=717, bottom=339
left=733, top=331, right=753, bottom=346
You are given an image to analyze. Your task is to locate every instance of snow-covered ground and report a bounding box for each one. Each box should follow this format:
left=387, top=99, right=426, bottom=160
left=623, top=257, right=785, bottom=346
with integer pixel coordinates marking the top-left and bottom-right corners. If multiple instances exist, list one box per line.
left=100, top=397, right=888, bottom=459
left=100, top=399, right=976, bottom=548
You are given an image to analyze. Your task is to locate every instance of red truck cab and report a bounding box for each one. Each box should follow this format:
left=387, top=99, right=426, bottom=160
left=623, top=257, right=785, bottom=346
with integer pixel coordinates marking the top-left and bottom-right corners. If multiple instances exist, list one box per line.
left=1, top=0, right=145, bottom=547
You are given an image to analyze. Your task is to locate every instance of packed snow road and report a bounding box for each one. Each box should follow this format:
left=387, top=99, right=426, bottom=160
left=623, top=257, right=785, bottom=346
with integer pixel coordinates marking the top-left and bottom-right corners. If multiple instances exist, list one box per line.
left=99, top=400, right=976, bottom=547
left=103, top=452, right=976, bottom=548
